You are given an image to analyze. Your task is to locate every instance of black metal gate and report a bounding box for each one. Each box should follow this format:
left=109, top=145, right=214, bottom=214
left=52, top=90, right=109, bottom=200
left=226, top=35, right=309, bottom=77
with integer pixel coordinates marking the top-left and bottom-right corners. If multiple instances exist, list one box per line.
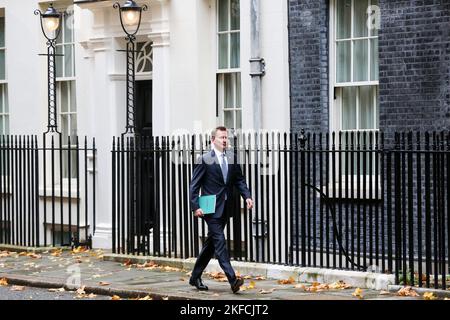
left=111, top=131, right=450, bottom=289
left=0, top=134, right=97, bottom=248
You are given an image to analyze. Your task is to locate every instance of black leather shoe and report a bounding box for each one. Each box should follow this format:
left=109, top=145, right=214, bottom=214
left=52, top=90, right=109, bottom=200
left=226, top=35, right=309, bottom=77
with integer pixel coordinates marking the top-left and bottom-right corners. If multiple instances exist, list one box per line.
left=189, top=277, right=208, bottom=291
left=230, top=277, right=244, bottom=293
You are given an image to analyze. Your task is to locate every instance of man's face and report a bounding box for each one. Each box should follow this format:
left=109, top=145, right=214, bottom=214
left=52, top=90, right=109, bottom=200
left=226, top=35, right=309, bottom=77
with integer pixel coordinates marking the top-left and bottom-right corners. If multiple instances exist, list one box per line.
left=212, top=129, right=228, bottom=152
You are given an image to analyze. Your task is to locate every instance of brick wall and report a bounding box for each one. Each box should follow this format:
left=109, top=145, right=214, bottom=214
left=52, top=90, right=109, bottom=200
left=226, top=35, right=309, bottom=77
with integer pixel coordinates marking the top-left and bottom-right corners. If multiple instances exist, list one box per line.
left=289, top=0, right=450, bottom=134
left=288, top=0, right=329, bottom=133
left=378, top=0, right=450, bottom=134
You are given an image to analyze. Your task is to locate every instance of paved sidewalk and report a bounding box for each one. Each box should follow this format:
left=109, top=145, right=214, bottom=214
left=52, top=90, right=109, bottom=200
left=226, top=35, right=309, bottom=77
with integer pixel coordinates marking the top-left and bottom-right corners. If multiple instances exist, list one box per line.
left=0, top=247, right=444, bottom=300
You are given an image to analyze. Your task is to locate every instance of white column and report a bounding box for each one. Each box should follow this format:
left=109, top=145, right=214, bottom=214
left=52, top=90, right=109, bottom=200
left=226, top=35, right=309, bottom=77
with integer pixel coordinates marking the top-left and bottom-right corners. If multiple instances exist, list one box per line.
left=149, top=0, right=171, bottom=136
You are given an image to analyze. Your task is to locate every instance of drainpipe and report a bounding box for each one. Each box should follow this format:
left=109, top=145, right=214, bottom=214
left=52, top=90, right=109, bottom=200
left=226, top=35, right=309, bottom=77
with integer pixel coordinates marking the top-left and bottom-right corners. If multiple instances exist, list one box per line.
left=250, top=0, right=265, bottom=132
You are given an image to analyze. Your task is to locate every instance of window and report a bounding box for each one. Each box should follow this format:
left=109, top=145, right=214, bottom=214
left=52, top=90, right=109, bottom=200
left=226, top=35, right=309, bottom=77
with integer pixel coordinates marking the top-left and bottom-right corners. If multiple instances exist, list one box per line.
left=332, top=0, right=379, bottom=133
left=56, top=9, right=77, bottom=179
left=0, top=12, right=9, bottom=135
left=332, top=0, right=380, bottom=179
left=217, top=0, right=241, bottom=130
left=136, top=41, right=153, bottom=74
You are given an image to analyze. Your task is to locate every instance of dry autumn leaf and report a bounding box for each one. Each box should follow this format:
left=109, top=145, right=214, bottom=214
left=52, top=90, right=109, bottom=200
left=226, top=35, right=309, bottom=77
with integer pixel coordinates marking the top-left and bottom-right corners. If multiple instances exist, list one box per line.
left=0, top=278, right=8, bottom=286
left=259, top=288, right=275, bottom=294
left=277, top=276, right=296, bottom=285
left=138, top=296, right=152, bottom=300
left=328, top=281, right=352, bottom=290
left=48, top=288, right=65, bottom=292
left=111, top=295, right=121, bottom=300
left=0, top=251, right=11, bottom=258
left=162, top=297, right=169, bottom=300
left=99, top=282, right=110, bottom=286
left=76, top=286, right=86, bottom=295
left=11, top=285, right=25, bottom=291
left=248, top=281, right=256, bottom=289
left=423, top=292, right=437, bottom=300
left=72, top=246, right=89, bottom=254
left=397, top=286, right=419, bottom=297
left=255, top=276, right=266, bottom=281
left=304, top=282, right=330, bottom=292
left=207, top=272, right=228, bottom=282
left=243, top=275, right=253, bottom=280
left=51, top=249, right=63, bottom=257
left=352, top=288, right=364, bottom=299
left=294, top=284, right=306, bottom=290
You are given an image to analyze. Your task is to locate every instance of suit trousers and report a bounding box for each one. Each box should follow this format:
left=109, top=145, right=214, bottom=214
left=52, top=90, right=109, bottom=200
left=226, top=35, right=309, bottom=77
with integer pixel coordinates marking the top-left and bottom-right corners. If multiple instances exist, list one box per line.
left=191, top=215, right=236, bottom=284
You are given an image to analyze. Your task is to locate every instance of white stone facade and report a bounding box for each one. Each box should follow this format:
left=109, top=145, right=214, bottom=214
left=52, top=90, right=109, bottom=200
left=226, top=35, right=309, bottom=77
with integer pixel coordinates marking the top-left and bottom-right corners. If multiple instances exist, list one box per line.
left=0, top=0, right=290, bottom=249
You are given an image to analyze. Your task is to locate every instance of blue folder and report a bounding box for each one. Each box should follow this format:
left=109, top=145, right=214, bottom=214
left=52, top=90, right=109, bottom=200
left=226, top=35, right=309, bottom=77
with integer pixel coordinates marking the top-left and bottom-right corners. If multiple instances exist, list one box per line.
left=198, top=195, right=216, bottom=214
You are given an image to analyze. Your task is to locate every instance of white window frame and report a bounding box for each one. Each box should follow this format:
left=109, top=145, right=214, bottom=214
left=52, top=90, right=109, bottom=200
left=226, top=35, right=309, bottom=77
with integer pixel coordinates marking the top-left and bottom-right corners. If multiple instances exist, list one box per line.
left=329, top=0, right=381, bottom=193
left=0, top=84, right=8, bottom=135
left=329, top=0, right=380, bottom=135
left=55, top=8, right=77, bottom=181
left=216, top=0, right=242, bottom=131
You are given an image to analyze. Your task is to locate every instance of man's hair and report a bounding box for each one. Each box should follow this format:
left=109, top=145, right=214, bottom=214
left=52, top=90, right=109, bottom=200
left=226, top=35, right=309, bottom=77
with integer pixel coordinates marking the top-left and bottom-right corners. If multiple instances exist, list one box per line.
left=211, top=126, right=227, bottom=139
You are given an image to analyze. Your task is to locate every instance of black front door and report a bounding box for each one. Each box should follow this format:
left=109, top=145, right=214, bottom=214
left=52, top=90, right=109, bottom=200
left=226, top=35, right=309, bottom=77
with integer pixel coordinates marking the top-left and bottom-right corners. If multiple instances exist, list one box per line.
left=135, top=80, right=154, bottom=236
left=136, top=80, right=153, bottom=136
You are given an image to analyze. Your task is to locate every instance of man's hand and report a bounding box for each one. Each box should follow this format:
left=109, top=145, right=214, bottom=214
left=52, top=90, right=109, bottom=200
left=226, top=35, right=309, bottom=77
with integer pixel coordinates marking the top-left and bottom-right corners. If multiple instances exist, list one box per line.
left=246, top=198, right=254, bottom=210
left=194, top=209, right=204, bottom=218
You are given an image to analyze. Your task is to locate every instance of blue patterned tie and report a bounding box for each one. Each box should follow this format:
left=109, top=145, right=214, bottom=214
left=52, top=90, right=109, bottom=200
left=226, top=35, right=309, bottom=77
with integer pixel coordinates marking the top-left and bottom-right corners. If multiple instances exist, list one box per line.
left=221, top=153, right=228, bottom=183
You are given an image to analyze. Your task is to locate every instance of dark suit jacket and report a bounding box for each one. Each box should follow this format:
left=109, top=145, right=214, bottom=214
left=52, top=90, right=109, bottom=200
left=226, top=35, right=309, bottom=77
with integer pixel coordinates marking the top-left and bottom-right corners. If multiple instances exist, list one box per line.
left=190, top=149, right=251, bottom=219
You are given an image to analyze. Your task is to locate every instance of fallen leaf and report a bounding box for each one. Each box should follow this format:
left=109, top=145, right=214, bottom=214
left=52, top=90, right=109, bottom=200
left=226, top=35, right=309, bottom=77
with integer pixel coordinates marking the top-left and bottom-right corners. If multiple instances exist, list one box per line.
left=259, top=288, right=275, bottom=294
left=305, top=282, right=330, bottom=292
left=18, top=252, right=27, bottom=256
left=294, top=284, right=306, bottom=290
left=11, top=285, right=25, bottom=291
left=27, top=253, right=41, bottom=259
left=328, top=280, right=352, bottom=290
left=76, top=286, right=86, bottom=295
left=123, top=259, right=133, bottom=266
left=255, top=276, right=266, bottom=281
left=423, top=292, right=437, bottom=300
left=162, top=297, right=169, bottom=300
left=51, top=249, right=63, bottom=257
left=48, top=288, right=65, bottom=292
left=72, top=246, right=89, bottom=254
left=277, top=276, right=296, bottom=285
left=111, top=295, right=121, bottom=300
left=247, top=281, right=256, bottom=290
left=179, top=278, right=186, bottom=282
left=138, top=296, right=152, bottom=300
left=243, top=275, right=253, bottom=280
left=0, top=251, right=11, bottom=258
left=207, top=272, right=228, bottom=282
left=397, top=286, right=419, bottom=297
left=379, top=290, right=391, bottom=295
left=87, top=293, right=97, bottom=299
left=163, top=266, right=182, bottom=272
left=352, top=288, right=364, bottom=299
left=99, top=282, right=110, bottom=286
left=0, top=278, right=8, bottom=286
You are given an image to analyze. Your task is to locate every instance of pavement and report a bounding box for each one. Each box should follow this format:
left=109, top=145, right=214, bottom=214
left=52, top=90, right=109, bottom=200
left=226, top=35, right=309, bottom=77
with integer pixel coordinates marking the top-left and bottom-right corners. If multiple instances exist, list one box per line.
left=0, top=245, right=448, bottom=301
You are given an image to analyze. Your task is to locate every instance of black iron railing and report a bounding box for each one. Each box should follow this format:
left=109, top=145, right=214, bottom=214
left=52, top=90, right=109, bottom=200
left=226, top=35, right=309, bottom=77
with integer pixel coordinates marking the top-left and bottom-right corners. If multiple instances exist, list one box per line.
left=111, top=131, right=449, bottom=289
left=0, top=135, right=97, bottom=248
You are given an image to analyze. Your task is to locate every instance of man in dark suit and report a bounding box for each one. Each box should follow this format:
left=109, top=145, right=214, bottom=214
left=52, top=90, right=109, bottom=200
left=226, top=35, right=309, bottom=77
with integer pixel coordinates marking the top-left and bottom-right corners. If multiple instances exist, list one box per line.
left=189, top=126, right=253, bottom=293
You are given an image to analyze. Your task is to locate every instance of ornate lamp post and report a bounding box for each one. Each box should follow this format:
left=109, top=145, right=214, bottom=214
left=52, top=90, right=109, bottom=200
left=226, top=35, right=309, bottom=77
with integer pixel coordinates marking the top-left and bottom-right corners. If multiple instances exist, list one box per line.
left=35, top=3, right=63, bottom=134
left=114, top=0, right=148, bottom=135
